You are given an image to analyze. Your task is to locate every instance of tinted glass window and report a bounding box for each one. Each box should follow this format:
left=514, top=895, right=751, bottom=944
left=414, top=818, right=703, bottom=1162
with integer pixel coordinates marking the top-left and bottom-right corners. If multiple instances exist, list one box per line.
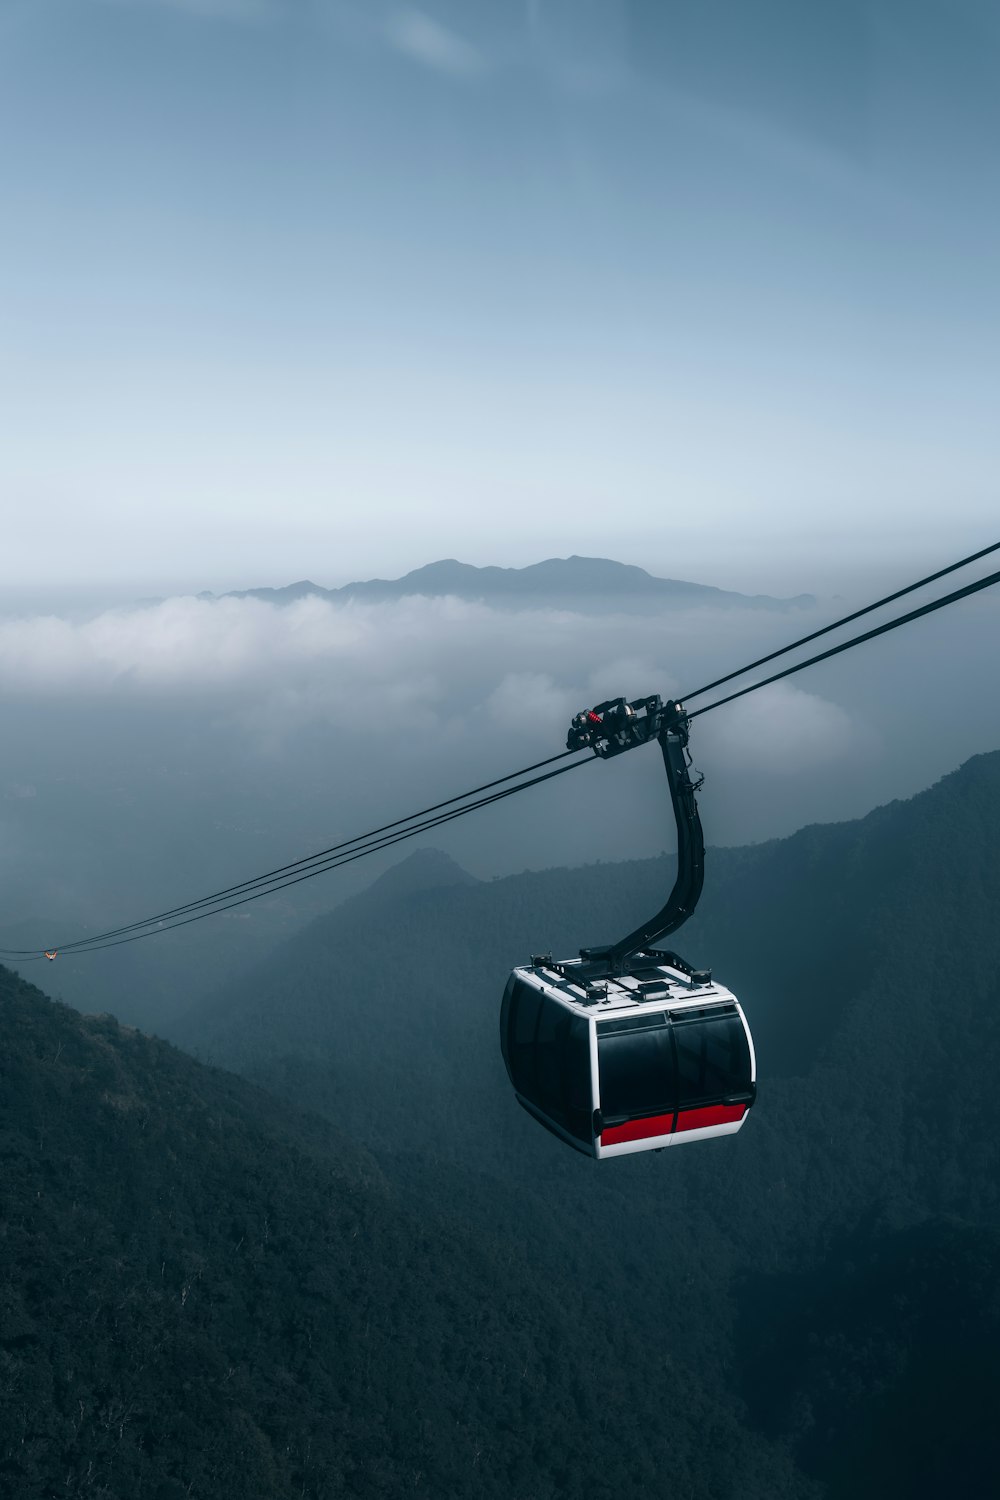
left=535, top=996, right=570, bottom=1112
left=674, top=1012, right=751, bottom=1108
left=535, top=998, right=592, bottom=1142
left=598, top=1015, right=675, bottom=1123
left=499, top=976, right=516, bottom=1072
left=600, top=1012, right=664, bottom=1035
left=564, top=1018, right=593, bottom=1132
left=502, top=985, right=593, bottom=1141
left=507, top=981, right=541, bottom=1096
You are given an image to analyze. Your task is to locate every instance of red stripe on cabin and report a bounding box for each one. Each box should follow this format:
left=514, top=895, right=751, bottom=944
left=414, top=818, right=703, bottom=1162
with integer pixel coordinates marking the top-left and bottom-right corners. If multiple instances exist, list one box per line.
left=602, top=1112, right=675, bottom=1145
left=673, top=1103, right=746, bottom=1133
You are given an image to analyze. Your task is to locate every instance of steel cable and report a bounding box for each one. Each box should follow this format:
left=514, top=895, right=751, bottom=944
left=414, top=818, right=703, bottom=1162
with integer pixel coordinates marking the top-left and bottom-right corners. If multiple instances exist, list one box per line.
left=689, top=563, right=1000, bottom=719
left=5, top=545, right=998, bottom=964
left=681, top=540, right=1000, bottom=702
left=2, top=756, right=593, bottom=959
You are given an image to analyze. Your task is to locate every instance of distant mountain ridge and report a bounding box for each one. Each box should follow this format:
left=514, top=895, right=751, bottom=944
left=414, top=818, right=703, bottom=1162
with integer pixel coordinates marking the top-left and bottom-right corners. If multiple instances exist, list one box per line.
left=201, top=555, right=815, bottom=612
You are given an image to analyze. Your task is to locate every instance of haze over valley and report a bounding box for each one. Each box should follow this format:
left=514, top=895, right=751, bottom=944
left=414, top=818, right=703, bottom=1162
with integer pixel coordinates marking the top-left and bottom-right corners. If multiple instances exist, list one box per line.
left=5, top=745, right=1000, bottom=1496
left=3, top=552, right=999, bottom=1028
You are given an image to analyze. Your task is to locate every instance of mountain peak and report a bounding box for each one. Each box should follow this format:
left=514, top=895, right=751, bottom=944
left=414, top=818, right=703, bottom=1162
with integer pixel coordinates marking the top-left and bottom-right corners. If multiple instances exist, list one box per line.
left=365, top=848, right=478, bottom=900
left=220, top=557, right=815, bottom=613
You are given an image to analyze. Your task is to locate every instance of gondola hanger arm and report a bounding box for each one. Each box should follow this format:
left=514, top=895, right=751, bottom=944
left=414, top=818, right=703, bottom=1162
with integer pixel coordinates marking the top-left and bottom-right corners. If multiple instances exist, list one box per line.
left=566, top=695, right=706, bottom=975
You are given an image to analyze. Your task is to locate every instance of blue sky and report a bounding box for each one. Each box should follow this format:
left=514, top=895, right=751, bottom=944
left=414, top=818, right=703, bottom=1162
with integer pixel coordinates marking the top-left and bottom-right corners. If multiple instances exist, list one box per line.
left=2, top=0, right=998, bottom=593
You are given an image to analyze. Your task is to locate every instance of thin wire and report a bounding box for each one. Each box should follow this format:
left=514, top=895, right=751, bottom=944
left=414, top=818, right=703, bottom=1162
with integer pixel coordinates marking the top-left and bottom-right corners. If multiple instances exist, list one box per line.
left=59, top=748, right=581, bottom=951
left=7, top=547, right=999, bottom=967
left=58, top=765, right=579, bottom=953
left=47, top=758, right=594, bottom=956
left=681, top=540, right=1000, bottom=702
left=7, top=757, right=589, bottom=958
left=689, top=564, right=1000, bottom=719
left=0, top=747, right=582, bottom=957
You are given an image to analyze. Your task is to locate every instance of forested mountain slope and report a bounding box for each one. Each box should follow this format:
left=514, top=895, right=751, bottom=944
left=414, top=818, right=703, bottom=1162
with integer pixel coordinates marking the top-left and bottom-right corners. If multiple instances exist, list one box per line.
left=172, top=750, right=1000, bottom=1496
left=0, top=965, right=808, bottom=1500
left=176, top=749, right=1000, bottom=1143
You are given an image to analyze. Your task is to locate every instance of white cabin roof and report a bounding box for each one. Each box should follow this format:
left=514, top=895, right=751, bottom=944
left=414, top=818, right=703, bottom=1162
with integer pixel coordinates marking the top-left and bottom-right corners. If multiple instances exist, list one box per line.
left=514, top=958, right=737, bottom=1020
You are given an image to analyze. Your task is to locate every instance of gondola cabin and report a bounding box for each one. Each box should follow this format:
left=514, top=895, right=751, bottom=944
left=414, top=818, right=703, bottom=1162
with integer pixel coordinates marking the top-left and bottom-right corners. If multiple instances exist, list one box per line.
left=500, top=955, right=756, bottom=1159
left=500, top=693, right=757, bottom=1159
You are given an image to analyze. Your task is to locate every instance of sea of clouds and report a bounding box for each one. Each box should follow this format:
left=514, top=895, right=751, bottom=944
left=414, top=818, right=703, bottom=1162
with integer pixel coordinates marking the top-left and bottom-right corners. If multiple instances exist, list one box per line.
left=3, top=584, right=996, bottom=1027
left=0, top=592, right=856, bottom=775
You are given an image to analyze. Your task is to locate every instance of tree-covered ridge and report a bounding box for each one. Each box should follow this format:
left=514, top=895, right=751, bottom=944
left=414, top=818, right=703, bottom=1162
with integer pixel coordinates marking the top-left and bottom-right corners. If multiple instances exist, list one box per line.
left=171, top=749, right=1000, bottom=1495
left=177, top=750, right=1000, bottom=1131
left=0, top=966, right=809, bottom=1499
left=739, top=1217, right=1000, bottom=1499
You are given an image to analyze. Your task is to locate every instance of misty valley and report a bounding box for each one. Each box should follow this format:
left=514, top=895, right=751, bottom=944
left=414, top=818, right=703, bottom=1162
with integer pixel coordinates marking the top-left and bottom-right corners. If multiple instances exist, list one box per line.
left=3, top=724, right=1000, bottom=1496
left=6, top=0, right=1000, bottom=1491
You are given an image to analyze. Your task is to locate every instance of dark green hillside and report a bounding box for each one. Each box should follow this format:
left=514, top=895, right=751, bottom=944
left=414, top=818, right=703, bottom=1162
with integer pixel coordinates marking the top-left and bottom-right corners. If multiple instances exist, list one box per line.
left=737, top=1217, right=1000, bottom=1498
left=0, top=966, right=807, bottom=1500
left=173, top=750, right=1000, bottom=1495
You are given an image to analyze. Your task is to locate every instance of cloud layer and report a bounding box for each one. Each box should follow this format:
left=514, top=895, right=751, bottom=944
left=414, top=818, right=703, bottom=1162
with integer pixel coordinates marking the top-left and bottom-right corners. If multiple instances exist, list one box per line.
left=0, top=592, right=859, bottom=778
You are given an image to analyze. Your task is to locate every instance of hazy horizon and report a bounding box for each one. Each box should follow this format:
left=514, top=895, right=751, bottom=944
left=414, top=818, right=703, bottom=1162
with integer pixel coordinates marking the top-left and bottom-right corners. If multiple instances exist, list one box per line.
left=2, top=533, right=998, bottom=619
left=3, top=0, right=998, bottom=594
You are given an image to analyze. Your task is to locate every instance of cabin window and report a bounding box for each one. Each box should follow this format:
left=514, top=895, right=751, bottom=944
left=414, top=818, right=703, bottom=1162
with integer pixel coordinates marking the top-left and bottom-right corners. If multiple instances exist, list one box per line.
left=673, top=1010, right=752, bottom=1108
left=597, top=1013, right=675, bottom=1124
left=535, top=997, right=592, bottom=1142
left=507, top=980, right=541, bottom=1097
left=563, top=1019, right=593, bottom=1141
left=504, top=984, right=592, bottom=1142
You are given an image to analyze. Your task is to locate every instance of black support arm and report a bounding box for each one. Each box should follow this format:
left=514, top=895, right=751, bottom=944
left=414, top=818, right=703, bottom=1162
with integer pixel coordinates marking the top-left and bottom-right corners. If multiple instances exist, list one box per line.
left=567, top=696, right=705, bottom=973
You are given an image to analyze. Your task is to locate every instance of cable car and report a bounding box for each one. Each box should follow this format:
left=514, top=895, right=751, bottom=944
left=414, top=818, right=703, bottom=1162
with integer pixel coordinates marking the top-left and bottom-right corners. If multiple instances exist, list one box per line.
left=501, top=957, right=755, bottom=1158
left=500, top=694, right=757, bottom=1158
